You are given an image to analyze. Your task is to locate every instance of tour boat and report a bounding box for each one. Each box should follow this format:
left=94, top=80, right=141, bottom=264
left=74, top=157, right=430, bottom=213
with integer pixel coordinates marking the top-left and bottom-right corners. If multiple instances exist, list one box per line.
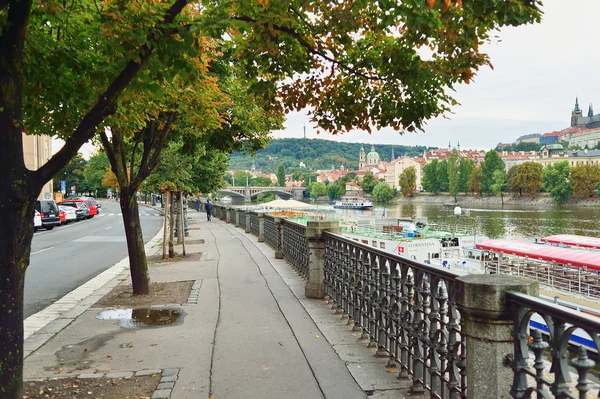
left=333, top=196, right=373, bottom=210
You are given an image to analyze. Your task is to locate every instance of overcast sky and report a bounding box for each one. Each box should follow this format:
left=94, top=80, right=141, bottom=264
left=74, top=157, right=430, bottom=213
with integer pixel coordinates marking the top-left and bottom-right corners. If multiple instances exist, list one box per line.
left=271, top=0, right=600, bottom=150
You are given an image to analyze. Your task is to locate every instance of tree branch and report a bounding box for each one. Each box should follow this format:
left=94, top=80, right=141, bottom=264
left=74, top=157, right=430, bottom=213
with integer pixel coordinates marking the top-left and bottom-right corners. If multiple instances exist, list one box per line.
left=232, top=15, right=386, bottom=82
left=35, top=0, right=191, bottom=185
left=137, top=113, right=176, bottom=185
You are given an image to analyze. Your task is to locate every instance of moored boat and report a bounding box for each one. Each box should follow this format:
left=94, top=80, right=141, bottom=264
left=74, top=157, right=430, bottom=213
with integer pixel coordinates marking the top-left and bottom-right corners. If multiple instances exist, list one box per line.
left=333, top=196, right=373, bottom=210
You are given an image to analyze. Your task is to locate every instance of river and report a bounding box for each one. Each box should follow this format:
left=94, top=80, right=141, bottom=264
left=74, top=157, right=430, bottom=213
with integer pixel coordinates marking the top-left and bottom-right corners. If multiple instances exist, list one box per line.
left=323, top=202, right=600, bottom=240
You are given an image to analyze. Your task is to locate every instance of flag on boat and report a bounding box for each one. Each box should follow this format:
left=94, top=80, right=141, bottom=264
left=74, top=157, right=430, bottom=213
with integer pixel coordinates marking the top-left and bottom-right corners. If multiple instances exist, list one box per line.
left=382, top=208, right=387, bottom=218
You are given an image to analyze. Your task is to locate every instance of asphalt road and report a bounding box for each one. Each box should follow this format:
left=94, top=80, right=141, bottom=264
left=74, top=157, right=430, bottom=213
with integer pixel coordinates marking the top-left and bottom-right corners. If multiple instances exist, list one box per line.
left=25, top=200, right=163, bottom=318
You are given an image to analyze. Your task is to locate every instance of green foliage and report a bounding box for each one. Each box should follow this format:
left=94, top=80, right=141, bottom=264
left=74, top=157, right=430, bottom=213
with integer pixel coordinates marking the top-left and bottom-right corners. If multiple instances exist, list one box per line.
left=327, top=181, right=346, bottom=200
left=360, top=172, right=378, bottom=194
left=457, top=158, right=474, bottom=194
left=53, top=153, right=88, bottom=196
left=256, top=192, right=276, bottom=202
left=508, top=162, right=543, bottom=196
left=372, top=182, right=395, bottom=202
left=437, top=160, right=449, bottom=192
left=542, top=161, right=572, bottom=205
left=276, top=164, right=286, bottom=187
left=499, top=142, right=541, bottom=152
left=491, top=169, right=507, bottom=201
left=423, top=159, right=440, bottom=194
left=478, top=151, right=505, bottom=195
left=229, top=139, right=431, bottom=173
left=84, top=151, right=111, bottom=197
left=570, top=164, right=600, bottom=198
left=309, top=182, right=327, bottom=199
left=398, top=167, right=417, bottom=198
left=448, top=149, right=459, bottom=199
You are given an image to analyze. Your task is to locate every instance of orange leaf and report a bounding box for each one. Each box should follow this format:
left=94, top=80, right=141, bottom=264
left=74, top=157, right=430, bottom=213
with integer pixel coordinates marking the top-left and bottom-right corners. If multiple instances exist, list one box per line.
left=426, top=0, right=436, bottom=8
left=443, top=0, right=451, bottom=10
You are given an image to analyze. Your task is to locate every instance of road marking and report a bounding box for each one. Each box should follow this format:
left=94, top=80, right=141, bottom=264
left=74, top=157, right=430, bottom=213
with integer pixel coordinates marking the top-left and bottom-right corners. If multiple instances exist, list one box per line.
left=105, top=226, right=112, bottom=230
left=31, top=246, right=54, bottom=255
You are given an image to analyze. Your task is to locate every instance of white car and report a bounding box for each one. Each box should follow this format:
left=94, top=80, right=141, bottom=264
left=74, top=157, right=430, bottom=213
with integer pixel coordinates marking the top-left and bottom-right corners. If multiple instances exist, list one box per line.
left=34, top=210, right=42, bottom=232
left=58, top=205, right=77, bottom=224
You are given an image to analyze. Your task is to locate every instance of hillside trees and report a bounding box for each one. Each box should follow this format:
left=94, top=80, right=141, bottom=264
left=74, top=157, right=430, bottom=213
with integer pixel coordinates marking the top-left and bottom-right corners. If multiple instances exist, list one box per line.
left=398, top=167, right=417, bottom=198
left=0, top=0, right=543, bottom=396
left=360, top=172, right=378, bottom=193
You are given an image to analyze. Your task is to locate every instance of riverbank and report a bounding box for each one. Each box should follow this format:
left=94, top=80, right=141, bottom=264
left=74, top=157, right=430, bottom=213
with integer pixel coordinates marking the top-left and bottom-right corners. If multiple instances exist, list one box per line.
left=396, top=193, right=600, bottom=207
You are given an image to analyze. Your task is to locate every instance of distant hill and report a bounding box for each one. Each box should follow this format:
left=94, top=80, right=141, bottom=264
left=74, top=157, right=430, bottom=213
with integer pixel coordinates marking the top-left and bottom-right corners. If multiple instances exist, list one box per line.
left=228, top=138, right=435, bottom=173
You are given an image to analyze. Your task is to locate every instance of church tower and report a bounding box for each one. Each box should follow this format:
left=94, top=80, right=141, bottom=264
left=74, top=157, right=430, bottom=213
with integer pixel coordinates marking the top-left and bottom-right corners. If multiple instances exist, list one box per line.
left=588, top=103, right=594, bottom=118
left=571, top=97, right=583, bottom=126
left=359, top=145, right=366, bottom=169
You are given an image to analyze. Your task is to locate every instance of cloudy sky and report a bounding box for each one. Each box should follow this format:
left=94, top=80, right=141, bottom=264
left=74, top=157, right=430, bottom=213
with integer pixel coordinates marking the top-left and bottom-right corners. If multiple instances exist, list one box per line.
left=272, top=0, right=600, bottom=150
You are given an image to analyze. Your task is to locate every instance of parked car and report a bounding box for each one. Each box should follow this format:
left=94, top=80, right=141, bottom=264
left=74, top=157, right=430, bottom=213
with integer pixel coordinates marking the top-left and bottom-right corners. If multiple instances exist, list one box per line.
left=67, top=198, right=98, bottom=217
left=58, top=201, right=89, bottom=220
left=33, top=210, right=42, bottom=232
left=58, top=205, right=77, bottom=224
left=35, top=200, right=61, bottom=230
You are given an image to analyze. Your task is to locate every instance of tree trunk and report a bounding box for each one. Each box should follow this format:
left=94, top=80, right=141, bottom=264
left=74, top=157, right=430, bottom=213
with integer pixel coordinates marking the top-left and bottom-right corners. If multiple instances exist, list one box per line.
left=168, top=192, right=175, bottom=258
left=0, top=191, right=36, bottom=398
left=120, top=190, right=150, bottom=295
left=162, top=191, right=168, bottom=260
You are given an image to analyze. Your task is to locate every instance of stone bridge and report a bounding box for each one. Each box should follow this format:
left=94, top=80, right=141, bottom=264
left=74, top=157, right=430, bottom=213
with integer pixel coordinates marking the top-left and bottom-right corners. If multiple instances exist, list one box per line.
left=217, top=186, right=306, bottom=202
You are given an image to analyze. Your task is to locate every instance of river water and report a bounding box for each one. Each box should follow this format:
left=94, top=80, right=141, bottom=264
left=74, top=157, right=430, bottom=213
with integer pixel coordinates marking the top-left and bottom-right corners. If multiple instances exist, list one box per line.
left=326, top=202, right=600, bottom=240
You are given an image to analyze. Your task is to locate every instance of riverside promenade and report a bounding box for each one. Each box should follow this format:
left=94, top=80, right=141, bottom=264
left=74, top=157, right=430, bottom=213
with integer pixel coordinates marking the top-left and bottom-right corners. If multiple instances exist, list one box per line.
left=22, top=208, right=423, bottom=398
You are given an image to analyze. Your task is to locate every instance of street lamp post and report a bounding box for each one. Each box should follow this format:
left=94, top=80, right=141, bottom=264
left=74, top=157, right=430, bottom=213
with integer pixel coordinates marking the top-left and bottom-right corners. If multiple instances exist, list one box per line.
left=453, top=206, right=462, bottom=238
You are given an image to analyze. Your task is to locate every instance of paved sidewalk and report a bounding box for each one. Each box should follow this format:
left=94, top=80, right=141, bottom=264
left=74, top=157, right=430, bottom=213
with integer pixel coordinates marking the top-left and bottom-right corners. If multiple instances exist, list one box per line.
left=23, top=209, right=421, bottom=398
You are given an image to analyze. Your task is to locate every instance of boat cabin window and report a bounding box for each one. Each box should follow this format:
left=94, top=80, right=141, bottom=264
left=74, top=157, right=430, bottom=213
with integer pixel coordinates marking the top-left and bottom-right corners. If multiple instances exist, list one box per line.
left=380, top=242, right=385, bottom=249
left=362, top=240, right=368, bottom=244
left=372, top=240, right=377, bottom=247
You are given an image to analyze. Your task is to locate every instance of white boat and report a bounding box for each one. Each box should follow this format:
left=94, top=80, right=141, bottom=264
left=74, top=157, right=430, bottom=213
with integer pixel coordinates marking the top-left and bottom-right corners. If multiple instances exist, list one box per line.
left=334, top=196, right=373, bottom=210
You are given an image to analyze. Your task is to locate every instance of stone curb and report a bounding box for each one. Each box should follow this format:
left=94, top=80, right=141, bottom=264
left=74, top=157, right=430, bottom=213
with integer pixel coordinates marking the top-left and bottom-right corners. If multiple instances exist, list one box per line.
left=25, top=367, right=180, bottom=399
left=186, top=279, right=202, bottom=304
left=23, top=221, right=165, bottom=359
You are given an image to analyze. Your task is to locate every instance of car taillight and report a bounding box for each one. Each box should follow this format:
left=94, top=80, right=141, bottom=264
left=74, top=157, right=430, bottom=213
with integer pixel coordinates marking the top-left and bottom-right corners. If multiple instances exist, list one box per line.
left=40, top=213, right=45, bottom=218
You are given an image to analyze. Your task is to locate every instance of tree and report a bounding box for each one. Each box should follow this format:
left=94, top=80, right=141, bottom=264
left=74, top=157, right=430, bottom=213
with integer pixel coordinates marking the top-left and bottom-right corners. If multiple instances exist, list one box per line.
left=360, top=172, right=378, bottom=193
left=457, top=158, right=474, bottom=194
left=251, top=176, right=273, bottom=187
left=0, top=0, right=544, bottom=395
left=478, top=151, right=505, bottom=195
left=467, top=166, right=482, bottom=195
left=327, top=181, right=346, bottom=200
left=372, top=182, right=395, bottom=202
left=542, top=161, right=572, bottom=205
left=448, top=149, right=459, bottom=200
left=571, top=164, right=600, bottom=198
left=398, top=167, right=417, bottom=198
left=491, top=169, right=507, bottom=205
left=510, top=162, right=543, bottom=196
left=437, top=160, right=449, bottom=192
left=52, top=153, right=88, bottom=197
left=310, top=182, right=327, bottom=199
left=423, top=159, right=440, bottom=194
left=277, top=164, right=286, bottom=187
left=84, top=152, right=111, bottom=197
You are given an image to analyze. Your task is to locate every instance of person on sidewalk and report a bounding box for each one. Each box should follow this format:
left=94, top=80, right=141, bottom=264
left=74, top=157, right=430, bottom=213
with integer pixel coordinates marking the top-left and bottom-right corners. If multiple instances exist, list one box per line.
left=195, top=198, right=201, bottom=212
left=205, top=198, right=213, bottom=221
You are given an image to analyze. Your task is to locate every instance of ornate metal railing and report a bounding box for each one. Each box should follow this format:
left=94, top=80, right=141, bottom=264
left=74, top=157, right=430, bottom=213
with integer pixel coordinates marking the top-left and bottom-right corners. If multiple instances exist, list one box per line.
left=250, top=212, right=260, bottom=236
left=282, top=220, right=309, bottom=278
left=507, top=292, right=600, bottom=399
left=264, top=215, right=278, bottom=250
left=240, top=211, right=247, bottom=229
left=323, top=232, right=467, bottom=398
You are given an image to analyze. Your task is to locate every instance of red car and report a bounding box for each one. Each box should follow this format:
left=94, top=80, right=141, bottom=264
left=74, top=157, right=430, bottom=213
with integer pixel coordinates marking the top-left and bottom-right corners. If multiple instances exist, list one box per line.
left=59, top=199, right=97, bottom=218
left=58, top=209, right=67, bottom=224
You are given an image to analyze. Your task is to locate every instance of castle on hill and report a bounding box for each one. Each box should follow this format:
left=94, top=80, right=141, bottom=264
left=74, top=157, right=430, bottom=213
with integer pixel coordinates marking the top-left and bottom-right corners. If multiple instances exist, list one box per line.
left=571, top=97, right=600, bottom=129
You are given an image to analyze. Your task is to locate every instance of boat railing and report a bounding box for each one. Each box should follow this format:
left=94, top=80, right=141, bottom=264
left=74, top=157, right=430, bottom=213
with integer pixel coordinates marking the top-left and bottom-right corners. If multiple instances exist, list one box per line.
left=485, top=260, right=600, bottom=300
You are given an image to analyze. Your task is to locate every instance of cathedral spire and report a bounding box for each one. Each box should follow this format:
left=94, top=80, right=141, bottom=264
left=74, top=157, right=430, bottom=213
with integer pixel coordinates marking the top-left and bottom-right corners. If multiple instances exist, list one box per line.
left=574, top=97, right=582, bottom=114
left=589, top=103, right=594, bottom=117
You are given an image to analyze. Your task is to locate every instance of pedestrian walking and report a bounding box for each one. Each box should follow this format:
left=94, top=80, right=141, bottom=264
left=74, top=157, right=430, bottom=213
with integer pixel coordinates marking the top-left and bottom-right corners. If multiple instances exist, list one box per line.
left=195, top=198, right=201, bottom=212
left=205, top=198, right=213, bottom=221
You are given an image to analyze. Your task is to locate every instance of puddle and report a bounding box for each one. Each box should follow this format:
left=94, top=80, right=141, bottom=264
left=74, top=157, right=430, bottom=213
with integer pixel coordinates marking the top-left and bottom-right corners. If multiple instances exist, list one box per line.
left=96, top=307, right=185, bottom=329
